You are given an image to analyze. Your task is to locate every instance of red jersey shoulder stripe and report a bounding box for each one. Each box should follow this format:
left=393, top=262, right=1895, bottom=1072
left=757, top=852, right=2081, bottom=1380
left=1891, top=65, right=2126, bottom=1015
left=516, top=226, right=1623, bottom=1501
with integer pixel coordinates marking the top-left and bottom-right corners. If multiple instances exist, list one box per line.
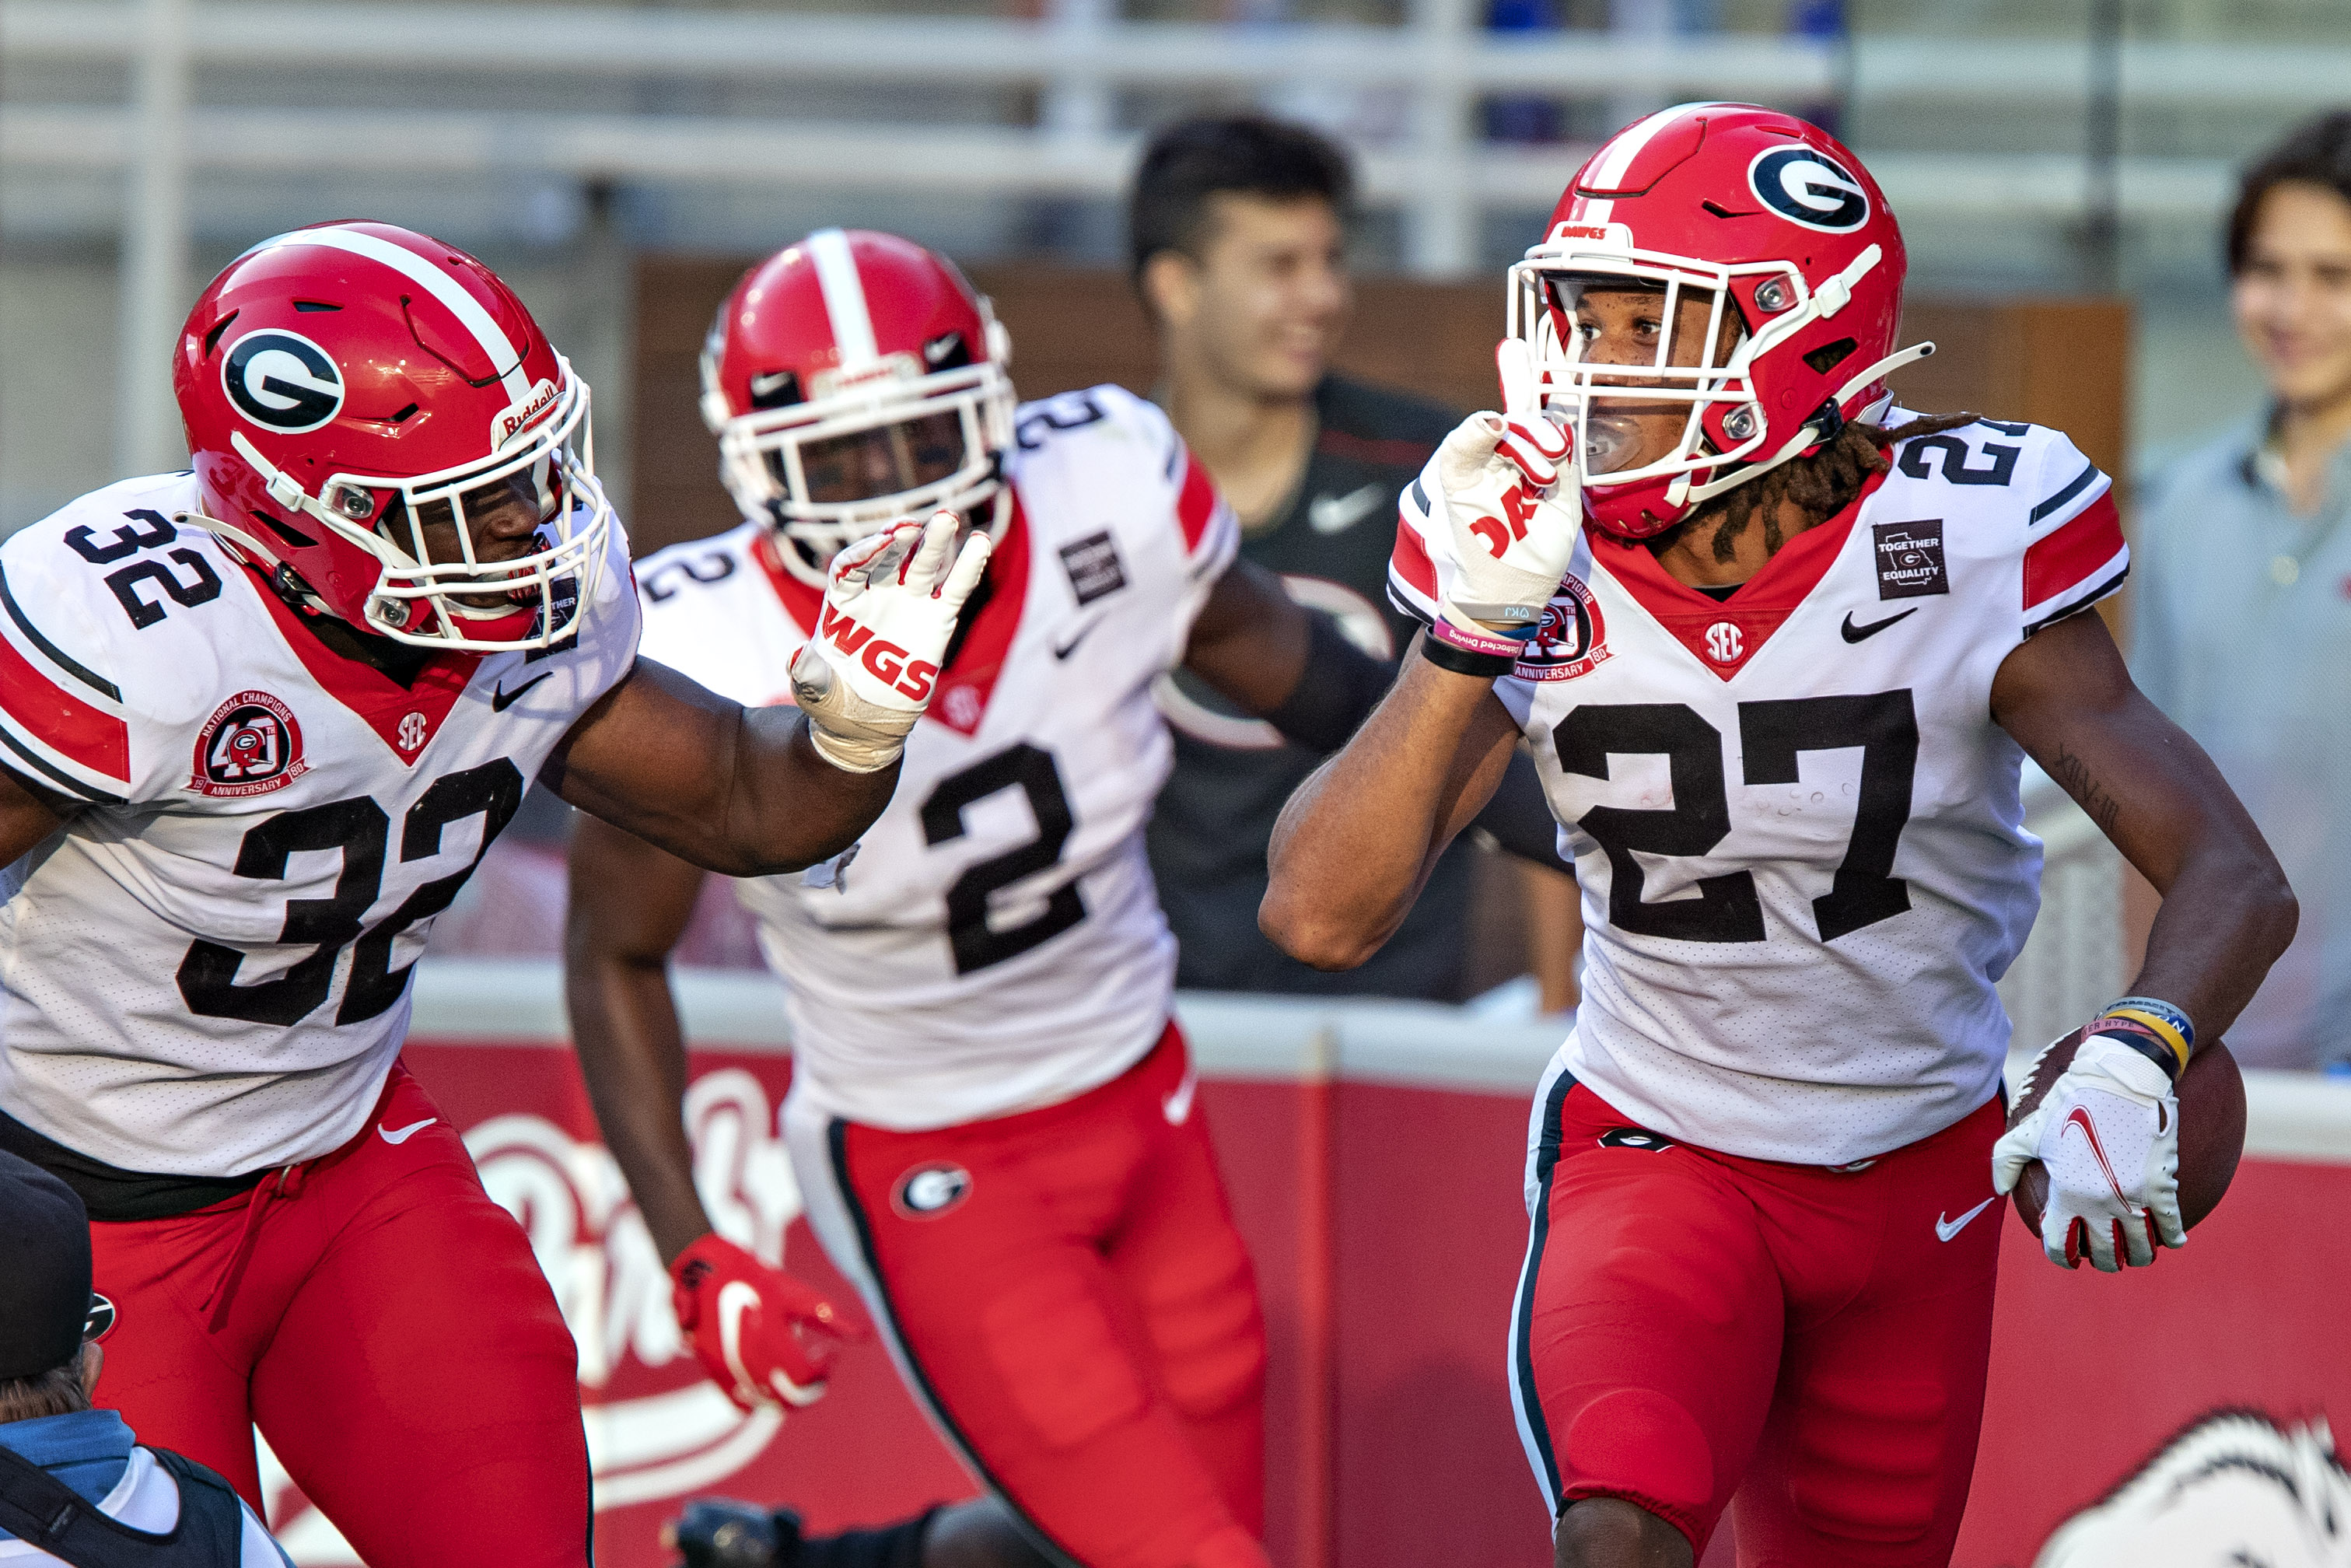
left=2023, top=491, right=2125, bottom=613
left=0, top=629, right=129, bottom=795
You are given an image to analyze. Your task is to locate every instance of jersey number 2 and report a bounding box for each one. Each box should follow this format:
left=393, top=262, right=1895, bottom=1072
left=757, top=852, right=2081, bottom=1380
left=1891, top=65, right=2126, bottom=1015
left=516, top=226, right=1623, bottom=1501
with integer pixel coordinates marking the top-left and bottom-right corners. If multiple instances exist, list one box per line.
left=176, top=760, right=524, bottom=1025
left=922, top=744, right=1085, bottom=975
left=1554, top=693, right=1918, bottom=943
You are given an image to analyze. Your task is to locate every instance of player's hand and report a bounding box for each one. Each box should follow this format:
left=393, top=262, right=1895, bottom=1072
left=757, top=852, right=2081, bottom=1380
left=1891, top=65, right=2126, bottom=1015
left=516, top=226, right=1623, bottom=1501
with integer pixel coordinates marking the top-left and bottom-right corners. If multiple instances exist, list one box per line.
left=670, top=1233, right=867, bottom=1410
left=663, top=1499, right=798, bottom=1568
left=1992, top=1034, right=2185, bottom=1272
left=1428, top=339, right=1579, bottom=654
left=789, top=511, right=991, bottom=772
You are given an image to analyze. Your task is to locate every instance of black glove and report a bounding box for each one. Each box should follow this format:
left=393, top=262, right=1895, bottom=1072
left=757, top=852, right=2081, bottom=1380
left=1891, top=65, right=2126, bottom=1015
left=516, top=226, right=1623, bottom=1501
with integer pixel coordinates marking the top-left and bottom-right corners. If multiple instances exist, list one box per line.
left=667, top=1500, right=804, bottom=1568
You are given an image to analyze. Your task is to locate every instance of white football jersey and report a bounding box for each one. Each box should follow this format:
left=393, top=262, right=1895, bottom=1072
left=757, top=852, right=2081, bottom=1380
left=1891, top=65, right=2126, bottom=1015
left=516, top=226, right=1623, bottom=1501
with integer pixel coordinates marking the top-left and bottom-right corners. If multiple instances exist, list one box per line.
left=1392, top=415, right=2127, bottom=1164
left=636, top=386, right=1239, bottom=1131
left=0, top=473, right=640, bottom=1176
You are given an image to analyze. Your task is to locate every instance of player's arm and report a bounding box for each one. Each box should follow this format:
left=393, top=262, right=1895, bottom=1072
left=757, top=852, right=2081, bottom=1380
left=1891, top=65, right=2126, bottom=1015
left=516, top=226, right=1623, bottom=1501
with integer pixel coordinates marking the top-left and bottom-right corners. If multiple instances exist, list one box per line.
left=1990, top=607, right=2296, bottom=1041
left=544, top=515, right=988, bottom=877
left=1261, top=633, right=1525, bottom=968
left=1183, top=555, right=1572, bottom=873
left=563, top=798, right=866, bottom=1410
left=542, top=657, right=890, bottom=877
left=565, top=817, right=713, bottom=1263
left=1989, top=606, right=2297, bottom=1271
left=0, top=765, right=69, bottom=865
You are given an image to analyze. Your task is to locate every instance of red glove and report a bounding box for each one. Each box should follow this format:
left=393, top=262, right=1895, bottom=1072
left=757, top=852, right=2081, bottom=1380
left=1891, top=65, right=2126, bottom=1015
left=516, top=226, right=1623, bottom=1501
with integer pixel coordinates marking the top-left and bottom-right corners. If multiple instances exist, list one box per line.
left=670, top=1234, right=865, bottom=1410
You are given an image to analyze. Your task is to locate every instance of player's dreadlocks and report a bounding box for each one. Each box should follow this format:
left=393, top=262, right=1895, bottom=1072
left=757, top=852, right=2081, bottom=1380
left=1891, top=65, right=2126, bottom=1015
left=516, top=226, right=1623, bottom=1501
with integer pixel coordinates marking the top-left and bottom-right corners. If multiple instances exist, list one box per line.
left=1661, top=410, right=1985, bottom=565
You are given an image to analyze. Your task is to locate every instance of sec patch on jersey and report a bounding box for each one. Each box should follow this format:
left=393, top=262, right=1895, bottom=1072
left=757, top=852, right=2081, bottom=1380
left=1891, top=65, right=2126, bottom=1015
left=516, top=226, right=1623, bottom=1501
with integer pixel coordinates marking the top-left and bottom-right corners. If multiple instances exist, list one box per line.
left=2007, top=1027, right=2246, bottom=1234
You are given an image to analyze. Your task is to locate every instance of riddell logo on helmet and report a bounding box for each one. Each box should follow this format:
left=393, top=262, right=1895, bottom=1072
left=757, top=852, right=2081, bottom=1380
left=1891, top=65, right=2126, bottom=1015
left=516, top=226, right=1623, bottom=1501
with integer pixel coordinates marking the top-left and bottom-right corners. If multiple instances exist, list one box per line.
left=811, top=352, right=923, bottom=400
left=1747, top=146, right=1871, bottom=233
left=494, top=379, right=562, bottom=446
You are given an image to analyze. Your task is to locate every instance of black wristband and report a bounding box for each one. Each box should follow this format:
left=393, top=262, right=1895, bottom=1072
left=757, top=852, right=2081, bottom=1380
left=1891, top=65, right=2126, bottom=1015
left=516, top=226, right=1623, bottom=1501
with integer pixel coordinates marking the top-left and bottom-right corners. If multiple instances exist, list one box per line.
left=2084, top=1018, right=2183, bottom=1083
left=1261, top=609, right=1398, bottom=753
left=1419, top=632, right=1517, bottom=680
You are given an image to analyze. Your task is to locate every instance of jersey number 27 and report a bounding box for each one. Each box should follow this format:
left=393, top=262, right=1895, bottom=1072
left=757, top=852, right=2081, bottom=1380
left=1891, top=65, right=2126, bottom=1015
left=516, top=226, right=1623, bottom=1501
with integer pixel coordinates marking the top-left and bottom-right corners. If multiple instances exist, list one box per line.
left=1557, top=692, right=1918, bottom=944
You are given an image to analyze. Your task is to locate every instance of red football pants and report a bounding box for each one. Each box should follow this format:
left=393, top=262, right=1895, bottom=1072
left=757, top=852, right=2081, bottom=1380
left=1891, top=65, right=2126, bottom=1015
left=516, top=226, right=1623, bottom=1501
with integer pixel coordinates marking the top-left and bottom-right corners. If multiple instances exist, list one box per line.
left=88, top=1062, right=590, bottom=1566
left=1512, top=1069, right=2004, bottom=1566
left=788, top=1025, right=1270, bottom=1568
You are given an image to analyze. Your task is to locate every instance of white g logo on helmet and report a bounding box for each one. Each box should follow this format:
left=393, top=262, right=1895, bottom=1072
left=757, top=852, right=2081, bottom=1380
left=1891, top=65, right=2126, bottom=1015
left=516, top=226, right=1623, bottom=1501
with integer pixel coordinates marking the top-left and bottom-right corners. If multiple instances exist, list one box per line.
left=1747, top=146, right=1870, bottom=233
left=222, top=329, right=346, bottom=434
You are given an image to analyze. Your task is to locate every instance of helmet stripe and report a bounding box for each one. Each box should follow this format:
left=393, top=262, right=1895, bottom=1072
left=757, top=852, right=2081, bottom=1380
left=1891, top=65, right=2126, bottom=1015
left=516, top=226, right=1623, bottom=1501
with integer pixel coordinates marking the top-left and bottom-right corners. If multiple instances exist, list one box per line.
left=268, top=226, right=532, bottom=405
left=806, top=228, right=880, bottom=370
left=1578, top=100, right=1730, bottom=223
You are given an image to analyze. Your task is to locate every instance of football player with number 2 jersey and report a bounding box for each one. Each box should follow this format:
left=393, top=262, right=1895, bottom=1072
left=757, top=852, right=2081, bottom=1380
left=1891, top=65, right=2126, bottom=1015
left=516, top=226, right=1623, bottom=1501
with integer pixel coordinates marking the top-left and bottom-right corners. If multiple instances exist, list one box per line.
left=1263, top=107, right=2296, bottom=1567
left=0, top=222, right=985, bottom=1568
left=565, top=230, right=1408, bottom=1568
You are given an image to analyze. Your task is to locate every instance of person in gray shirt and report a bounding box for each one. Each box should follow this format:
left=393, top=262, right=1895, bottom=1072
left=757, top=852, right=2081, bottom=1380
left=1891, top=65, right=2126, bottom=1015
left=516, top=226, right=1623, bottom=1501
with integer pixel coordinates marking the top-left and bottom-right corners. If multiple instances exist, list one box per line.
left=2132, top=110, right=2351, bottom=1069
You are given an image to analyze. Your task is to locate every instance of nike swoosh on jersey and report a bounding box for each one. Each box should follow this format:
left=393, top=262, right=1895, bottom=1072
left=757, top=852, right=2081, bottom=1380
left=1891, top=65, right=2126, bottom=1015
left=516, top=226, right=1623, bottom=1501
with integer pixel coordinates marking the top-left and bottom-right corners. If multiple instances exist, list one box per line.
left=378, top=1118, right=435, bottom=1145
left=1935, top=1194, right=1997, bottom=1241
left=491, top=673, right=552, bottom=712
left=1053, top=613, right=1109, bottom=660
left=1307, top=483, right=1387, bottom=535
left=1162, top=1063, right=1198, bottom=1125
left=1841, top=607, right=1919, bottom=643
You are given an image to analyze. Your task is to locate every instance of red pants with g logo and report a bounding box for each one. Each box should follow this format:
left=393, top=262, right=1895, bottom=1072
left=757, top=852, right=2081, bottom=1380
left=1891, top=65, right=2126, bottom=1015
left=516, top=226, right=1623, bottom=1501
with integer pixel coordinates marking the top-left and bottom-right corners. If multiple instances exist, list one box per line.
left=787, top=1024, right=1270, bottom=1568
left=86, top=1062, right=590, bottom=1566
left=1512, top=1067, right=2004, bottom=1566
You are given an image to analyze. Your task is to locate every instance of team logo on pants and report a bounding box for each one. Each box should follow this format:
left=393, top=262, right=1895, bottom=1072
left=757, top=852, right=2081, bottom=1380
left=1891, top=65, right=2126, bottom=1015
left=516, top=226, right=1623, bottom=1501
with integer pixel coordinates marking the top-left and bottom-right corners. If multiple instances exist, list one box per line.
left=190, top=690, right=309, bottom=797
left=891, top=1162, right=973, bottom=1220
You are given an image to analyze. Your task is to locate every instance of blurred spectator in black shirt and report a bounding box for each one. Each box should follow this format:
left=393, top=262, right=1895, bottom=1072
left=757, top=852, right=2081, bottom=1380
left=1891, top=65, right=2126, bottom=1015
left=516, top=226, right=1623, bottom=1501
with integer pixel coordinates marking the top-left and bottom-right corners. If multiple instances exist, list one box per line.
left=1132, top=115, right=1575, bottom=1003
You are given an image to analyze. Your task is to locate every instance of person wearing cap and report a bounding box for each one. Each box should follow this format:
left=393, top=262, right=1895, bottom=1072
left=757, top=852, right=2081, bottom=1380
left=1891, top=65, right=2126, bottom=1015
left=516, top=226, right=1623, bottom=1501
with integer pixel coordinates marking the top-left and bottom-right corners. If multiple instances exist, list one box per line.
left=0, top=1150, right=288, bottom=1566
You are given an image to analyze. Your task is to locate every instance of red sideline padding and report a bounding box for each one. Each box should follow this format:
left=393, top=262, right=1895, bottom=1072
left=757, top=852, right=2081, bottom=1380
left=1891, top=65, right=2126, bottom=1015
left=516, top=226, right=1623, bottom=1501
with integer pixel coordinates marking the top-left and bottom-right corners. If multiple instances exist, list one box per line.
left=253, top=965, right=2351, bottom=1568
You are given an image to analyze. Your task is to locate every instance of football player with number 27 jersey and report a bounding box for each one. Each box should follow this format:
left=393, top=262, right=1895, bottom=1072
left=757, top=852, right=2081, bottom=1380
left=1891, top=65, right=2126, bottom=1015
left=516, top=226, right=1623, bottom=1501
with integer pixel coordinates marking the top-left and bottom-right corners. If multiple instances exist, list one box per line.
left=566, top=231, right=1405, bottom=1568
left=1265, top=107, right=2295, bottom=1567
left=0, top=222, right=984, bottom=1568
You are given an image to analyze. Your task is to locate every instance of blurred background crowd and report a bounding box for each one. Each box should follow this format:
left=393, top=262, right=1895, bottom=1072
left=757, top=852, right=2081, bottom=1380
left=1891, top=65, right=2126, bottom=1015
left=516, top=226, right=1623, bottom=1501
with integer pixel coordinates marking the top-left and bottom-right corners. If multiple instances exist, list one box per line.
left=4, top=0, right=2349, bottom=1070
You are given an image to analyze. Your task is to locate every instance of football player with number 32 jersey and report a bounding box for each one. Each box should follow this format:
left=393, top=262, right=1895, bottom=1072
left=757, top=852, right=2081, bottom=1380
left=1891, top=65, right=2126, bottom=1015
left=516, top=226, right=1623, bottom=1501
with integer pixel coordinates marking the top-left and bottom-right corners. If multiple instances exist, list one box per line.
left=0, top=222, right=985, bottom=1567
left=1265, top=107, right=2295, bottom=1567
left=566, top=231, right=1410, bottom=1568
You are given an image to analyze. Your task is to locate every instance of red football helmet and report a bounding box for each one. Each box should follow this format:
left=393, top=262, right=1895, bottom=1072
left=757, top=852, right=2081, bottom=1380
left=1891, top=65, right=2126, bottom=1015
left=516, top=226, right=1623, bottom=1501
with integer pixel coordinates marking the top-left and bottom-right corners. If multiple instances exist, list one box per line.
left=174, top=221, right=610, bottom=649
left=1509, top=104, right=1933, bottom=540
left=700, top=229, right=1015, bottom=584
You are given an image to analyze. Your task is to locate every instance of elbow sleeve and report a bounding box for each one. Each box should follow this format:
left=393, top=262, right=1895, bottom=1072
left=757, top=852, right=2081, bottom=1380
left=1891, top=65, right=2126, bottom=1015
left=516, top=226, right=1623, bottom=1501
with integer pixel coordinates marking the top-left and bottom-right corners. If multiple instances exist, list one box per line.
left=1263, top=611, right=1397, bottom=754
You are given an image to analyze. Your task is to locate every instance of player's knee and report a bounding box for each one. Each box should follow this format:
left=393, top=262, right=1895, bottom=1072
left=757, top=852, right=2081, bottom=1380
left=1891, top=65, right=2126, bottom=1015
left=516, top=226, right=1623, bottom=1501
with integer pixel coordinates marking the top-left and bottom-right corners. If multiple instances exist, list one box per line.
left=1552, top=1496, right=1695, bottom=1568
left=979, top=1270, right=1148, bottom=1449
left=1141, top=1247, right=1265, bottom=1420
left=1559, top=1389, right=1715, bottom=1529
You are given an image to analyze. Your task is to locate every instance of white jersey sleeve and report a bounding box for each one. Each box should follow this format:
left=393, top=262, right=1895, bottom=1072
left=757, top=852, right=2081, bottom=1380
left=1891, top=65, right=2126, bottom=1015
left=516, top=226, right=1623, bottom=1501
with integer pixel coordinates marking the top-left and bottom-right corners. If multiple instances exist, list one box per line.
left=0, top=474, right=641, bottom=1177
left=1396, top=418, right=2124, bottom=1165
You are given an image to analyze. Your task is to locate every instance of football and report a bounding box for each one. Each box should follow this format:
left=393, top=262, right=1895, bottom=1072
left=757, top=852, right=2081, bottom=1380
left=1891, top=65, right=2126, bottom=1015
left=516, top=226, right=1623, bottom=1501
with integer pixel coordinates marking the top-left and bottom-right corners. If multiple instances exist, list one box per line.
left=2008, top=1027, right=2248, bottom=1236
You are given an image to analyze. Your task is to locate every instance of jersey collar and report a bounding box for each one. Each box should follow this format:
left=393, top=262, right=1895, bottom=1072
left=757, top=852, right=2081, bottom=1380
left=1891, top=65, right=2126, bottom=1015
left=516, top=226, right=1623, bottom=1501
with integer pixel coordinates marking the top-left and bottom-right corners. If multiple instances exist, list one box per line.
left=1592, top=467, right=1888, bottom=681
left=240, top=562, right=482, bottom=764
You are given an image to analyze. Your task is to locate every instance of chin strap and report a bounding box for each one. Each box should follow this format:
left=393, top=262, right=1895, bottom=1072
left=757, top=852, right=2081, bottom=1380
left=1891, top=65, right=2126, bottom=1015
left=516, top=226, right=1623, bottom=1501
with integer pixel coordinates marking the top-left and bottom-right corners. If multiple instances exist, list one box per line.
left=1681, top=338, right=1940, bottom=510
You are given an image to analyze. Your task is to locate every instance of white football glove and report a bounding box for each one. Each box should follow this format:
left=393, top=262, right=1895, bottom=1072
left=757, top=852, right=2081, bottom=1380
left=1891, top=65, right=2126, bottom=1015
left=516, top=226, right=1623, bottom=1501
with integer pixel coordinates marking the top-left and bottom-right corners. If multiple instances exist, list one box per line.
left=1992, top=1034, right=2185, bottom=1272
left=789, top=511, right=991, bottom=773
left=1429, top=339, right=1579, bottom=651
